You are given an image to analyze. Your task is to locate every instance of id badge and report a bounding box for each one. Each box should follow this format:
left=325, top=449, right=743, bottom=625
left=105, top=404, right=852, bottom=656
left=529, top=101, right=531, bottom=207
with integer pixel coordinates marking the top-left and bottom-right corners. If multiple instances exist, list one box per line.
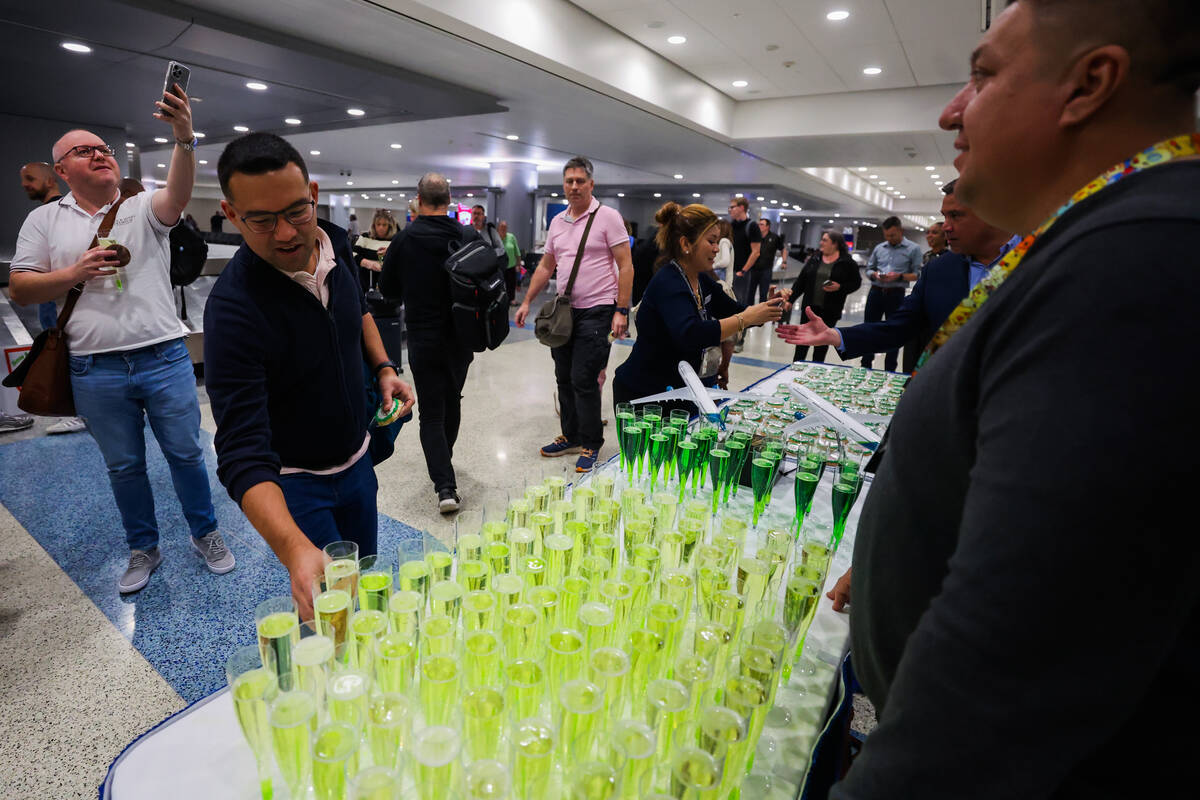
left=698, top=345, right=721, bottom=378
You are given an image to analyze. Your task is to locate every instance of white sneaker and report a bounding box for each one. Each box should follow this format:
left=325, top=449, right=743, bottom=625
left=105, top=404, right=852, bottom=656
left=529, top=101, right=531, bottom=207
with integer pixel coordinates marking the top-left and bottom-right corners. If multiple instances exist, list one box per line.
left=47, top=416, right=87, bottom=435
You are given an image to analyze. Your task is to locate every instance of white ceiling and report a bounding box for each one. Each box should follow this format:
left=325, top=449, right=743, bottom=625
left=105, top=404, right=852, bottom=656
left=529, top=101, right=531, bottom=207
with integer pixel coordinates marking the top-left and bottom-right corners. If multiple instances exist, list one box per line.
left=570, top=0, right=980, bottom=100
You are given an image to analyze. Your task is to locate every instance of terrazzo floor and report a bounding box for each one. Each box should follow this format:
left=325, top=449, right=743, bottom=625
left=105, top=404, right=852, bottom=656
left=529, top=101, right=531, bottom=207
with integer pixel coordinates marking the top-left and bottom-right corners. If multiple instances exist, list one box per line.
left=0, top=282, right=871, bottom=798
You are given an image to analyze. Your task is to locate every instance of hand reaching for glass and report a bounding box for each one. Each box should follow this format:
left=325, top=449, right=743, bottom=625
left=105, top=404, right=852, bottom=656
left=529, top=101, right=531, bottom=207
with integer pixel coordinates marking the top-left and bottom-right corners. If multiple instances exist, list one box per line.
left=744, top=296, right=785, bottom=326
left=776, top=306, right=841, bottom=347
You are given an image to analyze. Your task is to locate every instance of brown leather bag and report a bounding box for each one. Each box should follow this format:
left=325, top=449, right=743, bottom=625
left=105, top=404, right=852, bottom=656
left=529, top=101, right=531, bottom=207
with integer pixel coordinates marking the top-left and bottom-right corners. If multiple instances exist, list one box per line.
left=2, top=190, right=137, bottom=416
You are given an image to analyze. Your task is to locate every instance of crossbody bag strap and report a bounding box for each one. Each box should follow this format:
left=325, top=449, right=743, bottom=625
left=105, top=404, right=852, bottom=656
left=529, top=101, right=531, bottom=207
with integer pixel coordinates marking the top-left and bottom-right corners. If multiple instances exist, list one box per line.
left=57, top=191, right=136, bottom=329
left=561, top=205, right=600, bottom=299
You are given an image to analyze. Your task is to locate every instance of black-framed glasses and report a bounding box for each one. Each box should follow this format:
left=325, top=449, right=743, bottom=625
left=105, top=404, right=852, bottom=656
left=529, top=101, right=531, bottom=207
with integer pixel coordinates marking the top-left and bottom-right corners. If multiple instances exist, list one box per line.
left=240, top=200, right=316, bottom=234
left=57, top=144, right=116, bottom=163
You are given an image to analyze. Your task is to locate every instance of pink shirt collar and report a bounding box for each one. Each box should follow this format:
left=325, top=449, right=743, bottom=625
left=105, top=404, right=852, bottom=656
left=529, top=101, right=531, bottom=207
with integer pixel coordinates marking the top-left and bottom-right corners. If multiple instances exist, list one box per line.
left=274, top=227, right=337, bottom=307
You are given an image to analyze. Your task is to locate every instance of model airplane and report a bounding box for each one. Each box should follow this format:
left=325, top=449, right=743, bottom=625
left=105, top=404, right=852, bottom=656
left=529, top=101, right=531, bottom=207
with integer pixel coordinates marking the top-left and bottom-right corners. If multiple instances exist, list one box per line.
left=785, top=382, right=880, bottom=451
left=629, top=361, right=743, bottom=427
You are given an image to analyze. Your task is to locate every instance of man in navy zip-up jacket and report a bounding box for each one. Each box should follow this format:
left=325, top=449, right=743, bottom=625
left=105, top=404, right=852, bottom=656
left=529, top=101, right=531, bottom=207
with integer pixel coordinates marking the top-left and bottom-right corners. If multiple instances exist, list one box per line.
left=204, top=134, right=413, bottom=618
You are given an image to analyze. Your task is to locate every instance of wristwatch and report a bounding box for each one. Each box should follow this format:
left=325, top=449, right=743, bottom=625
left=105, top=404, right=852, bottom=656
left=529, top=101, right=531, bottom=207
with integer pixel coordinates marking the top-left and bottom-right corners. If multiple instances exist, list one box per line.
left=373, top=360, right=399, bottom=377
left=175, top=136, right=198, bottom=151
left=615, top=306, right=630, bottom=315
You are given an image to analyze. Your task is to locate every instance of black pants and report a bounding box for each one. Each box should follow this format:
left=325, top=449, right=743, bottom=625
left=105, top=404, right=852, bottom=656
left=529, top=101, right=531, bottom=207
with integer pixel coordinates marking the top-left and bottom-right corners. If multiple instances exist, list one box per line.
left=407, top=333, right=473, bottom=493
left=861, top=287, right=905, bottom=372
left=747, top=267, right=773, bottom=305
left=504, top=267, right=517, bottom=303
left=793, top=305, right=839, bottom=364
left=551, top=305, right=614, bottom=451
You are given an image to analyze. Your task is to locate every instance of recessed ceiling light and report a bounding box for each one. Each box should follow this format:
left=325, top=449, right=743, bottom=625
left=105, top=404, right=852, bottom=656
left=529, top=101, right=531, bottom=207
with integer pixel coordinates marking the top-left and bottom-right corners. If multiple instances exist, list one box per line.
left=735, top=193, right=744, bottom=198
left=125, top=142, right=136, bottom=148
left=857, top=167, right=868, bottom=171
left=673, top=174, right=684, bottom=180
left=756, top=196, right=764, bottom=201
left=310, top=150, right=321, bottom=156
left=61, top=42, right=91, bottom=53
left=198, top=159, right=208, bottom=165
left=770, top=199, right=778, bottom=204
left=835, top=213, right=841, bottom=217
left=878, top=181, right=887, bottom=185
left=869, top=174, right=878, bottom=179
left=829, top=219, right=834, bottom=223
left=617, top=192, right=625, bottom=197
left=392, top=180, right=399, bottom=185
left=805, top=219, right=811, bottom=223
left=362, top=194, right=369, bottom=199
left=827, top=10, right=850, bottom=21
left=925, top=166, right=936, bottom=171
left=398, top=193, right=405, bottom=197
left=233, top=125, right=249, bottom=132
left=551, top=192, right=558, bottom=197
left=347, top=108, right=366, bottom=116
left=156, top=163, right=166, bottom=168
left=506, top=134, right=519, bottom=141
left=284, top=118, right=302, bottom=125
left=154, top=137, right=169, bottom=144
left=935, top=181, right=944, bottom=186
left=692, top=193, right=701, bottom=198
left=246, top=81, right=268, bottom=91
left=378, top=193, right=386, bottom=198
left=731, top=80, right=748, bottom=88
left=346, top=181, right=354, bottom=186
left=930, top=174, right=941, bottom=180
left=653, top=193, right=662, bottom=198
left=863, top=67, right=883, bottom=76
left=390, top=143, right=402, bottom=149
left=899, top=195, right=907, bottom=199
left=667, top=35, right=687, bottom=44
left=467, top=193, right=474, bottom=197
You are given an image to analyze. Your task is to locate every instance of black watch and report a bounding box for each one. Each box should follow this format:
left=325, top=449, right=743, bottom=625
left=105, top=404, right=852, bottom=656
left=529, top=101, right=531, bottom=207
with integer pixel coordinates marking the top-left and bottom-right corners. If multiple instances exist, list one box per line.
left=373, top=360, right=399, bottom=377
left=615, top=306, right=630, bottom=315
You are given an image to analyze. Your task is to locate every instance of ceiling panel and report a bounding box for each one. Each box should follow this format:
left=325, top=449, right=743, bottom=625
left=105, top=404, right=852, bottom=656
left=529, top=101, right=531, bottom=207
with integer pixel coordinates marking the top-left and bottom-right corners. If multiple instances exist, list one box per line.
left=778, top=0, right=901, bottom=50
left=823, top=41, right=915, bottom=90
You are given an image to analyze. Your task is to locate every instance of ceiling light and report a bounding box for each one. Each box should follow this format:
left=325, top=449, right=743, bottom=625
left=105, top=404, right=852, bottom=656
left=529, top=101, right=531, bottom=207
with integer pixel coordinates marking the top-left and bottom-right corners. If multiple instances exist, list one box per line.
left=931, top=174, right=941, bottom=179
left=835, top=213, right=841, bottom=217
left=198, top=160, right=208, bottom=165
left=156, top=163, right=165, bottom=168
left=653, top=193, right=662, bottom=198
left=398, top=193, right=405, bottom=197
left=863, top=67, right=883, bottom=76
left=246, top=81, right=268, bottom=91
left=391, top=180, right=399, bottom=185
left=878, top=181, right=887, bottom=185
left=346, top=181, right=354, bottom=186
left=284, top=118, right=302, bottom=125
left=770, top=199, right=778, bottom=204
left=735, top=193, right=744, bottom=198
left=61, top=42, right=92, bottom=53
left=667, top=35, right=687, bottom=44
left=233, top=125, right=249, bottom=132
left=935, top=181, right=944, bottom=186
left=125, top=142, right=135, bottom=148
left=826, top=10, right=850, bottom=21
left=390, top=143, right=402, bottom=149
left=805, top=219, right=811, bottom=223
left=692, top=193, right=701, bottom=198
left=154, top=137, right=169, bottom=144
left=378, top=193, right=386, bottom=197
left=362, top=194, right=369, bottom=199
left=347, top=108, right=366, bottom=116
left=387, top=197, right=393, bottom=202
left=869, top=174, right=878, bottom=179
left=310, top=150, right=320, bottom=156
left=925, top=166, right=936, bottom=171
left=756, top=196, right=764, bottom=201
left=857, top=167, right=868, bottom=171
left=732, top=80, right=748, bottom=88
left=828, top=219, right=834, bottom=223
left=673, top=174, right=683, bottom=180
left=617, top=192, right=625, bottom=197
left=467, top=193, right=474, bottom=197
left=899, top=195, right=907, bottom=199
left=506, top=134, right=519, bottom=141
left=193, top=132, right=206, bottom=139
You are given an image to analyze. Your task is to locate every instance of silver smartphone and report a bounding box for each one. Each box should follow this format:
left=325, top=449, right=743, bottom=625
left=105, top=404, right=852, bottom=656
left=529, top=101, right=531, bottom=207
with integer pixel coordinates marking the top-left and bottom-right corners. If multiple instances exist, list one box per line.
left=161, top=61, right=190, bottom=116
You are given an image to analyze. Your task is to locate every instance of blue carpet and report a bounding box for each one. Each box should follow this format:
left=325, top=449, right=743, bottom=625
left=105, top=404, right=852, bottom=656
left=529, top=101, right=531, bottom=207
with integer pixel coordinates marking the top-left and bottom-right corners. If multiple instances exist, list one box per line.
left=0, top=429, right=428, bottom=702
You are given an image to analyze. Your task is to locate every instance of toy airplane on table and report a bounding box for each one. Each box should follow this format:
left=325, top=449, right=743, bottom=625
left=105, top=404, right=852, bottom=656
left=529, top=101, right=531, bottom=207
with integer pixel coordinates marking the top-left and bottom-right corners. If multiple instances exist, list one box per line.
left=629, top=361, right=743, bottom=428
left=786, top=382, right=881, bottom=451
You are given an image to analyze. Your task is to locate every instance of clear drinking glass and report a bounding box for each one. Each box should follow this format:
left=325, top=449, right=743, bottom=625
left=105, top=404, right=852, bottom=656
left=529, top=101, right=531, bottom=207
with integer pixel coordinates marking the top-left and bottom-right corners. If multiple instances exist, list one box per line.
left=366, top=692, right=412, bottom=772
left=255, top=596, right=300, bottom=692
left=226, top=644, right=279, bottom=800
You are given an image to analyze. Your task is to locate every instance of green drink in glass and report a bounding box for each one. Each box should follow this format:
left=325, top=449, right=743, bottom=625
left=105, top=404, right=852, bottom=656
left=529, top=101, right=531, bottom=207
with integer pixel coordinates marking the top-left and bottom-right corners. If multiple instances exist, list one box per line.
left=736, top=555, right=772, bottom=621
left=327, top=668, right=369, bottom=727
left=706, top=447, right=731, bottom=513
left=255, top=597, right=299, bottom=692
left=618, top=419, right=639, bottom=476
left=466, top=759, right=511, bottom=800
left=419, top=654, right=461, bottom=727
left=648, top=432, right=670, bottom=492
left=831, top=471, right=864, bottom=552
left=503, top=603, right=541, bottom=663
left=544, top=532, right=575, bottom=586
left=645, top=678, right=690, bottom=763
left=463, top=686, right=506, bottom=762
left=430, top=578, right=464, bottom=624
left=226, top=645, right=278, bottom=800
left=511, top=718, right=555, bottom=800
left=610, top=719, right=656, bottom=799
left=626, top=628, right=665, bottom=711
left=421, top=613, right=457, bottom=657
left=590, top=646, right=631, bottom=725
left=558, top=575, right=590, bottom=628
left=557, top=678, right=604, bottom=763
left=351, top=608, right=388, bottom=673
left=794, top=470, right=821, bottom=531
left=312, top=720, right=360, bottom=800
left=723, top=438, right=746, bottom=502
left=269, top=690, right=317, bottom=798
left=375, top=631, right=417, bottom=695
left=749, top=457, right=775, bottom=527
left=785, top=575, right=821, bottom=673
left=412, top=726, right=464, bottom=800
left=660, top=425, right=681, bottom=483
left=292, top=623, right=334, bottom=709
left=669, top=747, right=720, bottom=799
left=567, top=761, right=619, bottom=800
left=675, top=439, right=699, bottom=501
left=464, top=629, right=503, bottom=689
left=546, top=627, right=587, bottom=700
left=463, top=589, right=497, bottom=633
left=366, top=692, right=411, bottom=772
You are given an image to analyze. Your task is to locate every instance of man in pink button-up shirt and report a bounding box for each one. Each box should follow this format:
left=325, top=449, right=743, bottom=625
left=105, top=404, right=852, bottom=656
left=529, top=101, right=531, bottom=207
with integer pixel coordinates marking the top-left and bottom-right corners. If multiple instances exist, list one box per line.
left=515, top=156, right=633, bottom=472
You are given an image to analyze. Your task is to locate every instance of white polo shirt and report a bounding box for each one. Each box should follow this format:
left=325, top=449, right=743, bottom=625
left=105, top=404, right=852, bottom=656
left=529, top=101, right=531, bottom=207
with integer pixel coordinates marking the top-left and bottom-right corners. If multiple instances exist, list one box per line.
left=10, top=189, right=188, bottom=356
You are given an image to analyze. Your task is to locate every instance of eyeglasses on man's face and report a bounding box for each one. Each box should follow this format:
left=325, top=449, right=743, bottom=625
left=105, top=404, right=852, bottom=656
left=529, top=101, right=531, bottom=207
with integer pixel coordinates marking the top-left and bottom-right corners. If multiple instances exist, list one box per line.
left=240, top=200, right=316, bottom=234
left=57, top=144, right=116, bottom=163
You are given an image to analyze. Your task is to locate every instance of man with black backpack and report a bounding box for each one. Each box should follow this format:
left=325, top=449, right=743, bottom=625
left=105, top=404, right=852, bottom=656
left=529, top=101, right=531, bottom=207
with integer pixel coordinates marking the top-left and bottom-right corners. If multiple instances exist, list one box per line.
left=381, top=173, right=480, bottom=513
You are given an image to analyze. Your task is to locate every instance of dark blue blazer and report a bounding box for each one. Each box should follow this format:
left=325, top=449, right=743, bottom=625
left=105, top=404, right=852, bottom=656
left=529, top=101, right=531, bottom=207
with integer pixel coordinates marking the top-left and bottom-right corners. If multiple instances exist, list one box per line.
left=839, top=251, right=969, bottom=360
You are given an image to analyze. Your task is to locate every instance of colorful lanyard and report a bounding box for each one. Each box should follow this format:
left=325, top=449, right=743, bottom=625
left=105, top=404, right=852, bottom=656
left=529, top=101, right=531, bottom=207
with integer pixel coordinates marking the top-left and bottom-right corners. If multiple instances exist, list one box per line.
left=915, top=133, right=1200, bottom=372
left=674, top=261, right=708, bottom=318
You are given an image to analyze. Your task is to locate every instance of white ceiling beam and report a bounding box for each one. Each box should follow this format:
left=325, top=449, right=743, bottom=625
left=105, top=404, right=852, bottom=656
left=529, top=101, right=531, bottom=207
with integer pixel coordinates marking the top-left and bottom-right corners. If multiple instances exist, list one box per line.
left=732, top=84, right=962, bottom=140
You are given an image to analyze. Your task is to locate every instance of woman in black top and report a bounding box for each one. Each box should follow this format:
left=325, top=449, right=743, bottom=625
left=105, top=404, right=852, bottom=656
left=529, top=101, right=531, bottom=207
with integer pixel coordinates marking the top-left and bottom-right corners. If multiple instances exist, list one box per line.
left=613, top=203, right=784, bottom=412
left=353, top=209, right=398, bottom=291
left=786, top=230, right=862, bottom=363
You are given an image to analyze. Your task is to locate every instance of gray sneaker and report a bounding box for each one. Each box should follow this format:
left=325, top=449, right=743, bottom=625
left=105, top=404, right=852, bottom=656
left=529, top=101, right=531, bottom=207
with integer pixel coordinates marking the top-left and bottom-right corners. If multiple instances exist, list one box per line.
left=192, top=531, right=236, bottom=574
left=119, top=548, right=163, bottom=593
left=0, top=412, right=34, bottom=433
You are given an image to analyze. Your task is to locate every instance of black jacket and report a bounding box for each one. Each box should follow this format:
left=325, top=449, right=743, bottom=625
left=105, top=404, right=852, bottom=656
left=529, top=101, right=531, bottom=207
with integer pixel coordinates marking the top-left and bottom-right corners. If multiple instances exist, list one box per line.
left=204, top=219, right=369, bottom=505
left=835, top=161, right=1200, bottom=799
left=379, top=214, right=473, bottom=337
left=789, top=254, right=861, bottom=320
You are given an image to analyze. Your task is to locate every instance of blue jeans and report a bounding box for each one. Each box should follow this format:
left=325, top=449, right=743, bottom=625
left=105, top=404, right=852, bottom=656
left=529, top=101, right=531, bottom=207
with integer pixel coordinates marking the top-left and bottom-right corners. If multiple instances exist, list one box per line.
left=69, top=338, right=217, bottom=551
left=277, top=455, right=378, bottom=556
left=38, top=302, right=58, bottom=332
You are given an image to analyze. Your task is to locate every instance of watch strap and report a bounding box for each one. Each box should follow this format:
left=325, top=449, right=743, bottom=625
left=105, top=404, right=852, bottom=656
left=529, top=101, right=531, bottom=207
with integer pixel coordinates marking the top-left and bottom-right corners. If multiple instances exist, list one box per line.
left=373, top=360, right=398, bottom=376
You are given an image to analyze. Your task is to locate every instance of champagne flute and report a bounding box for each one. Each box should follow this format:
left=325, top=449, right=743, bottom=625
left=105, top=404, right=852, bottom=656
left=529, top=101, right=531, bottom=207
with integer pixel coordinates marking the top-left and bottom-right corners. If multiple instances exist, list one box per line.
left=358, top=554, right=392, bottom=613
left=706, top=447, right=731, bottom=514
left=349, top=766, right=400, bottom=800
left=463, top=686, right=506, bottom=762
left=312, top=720, right=361, bottom=800
left=293, top=620, right=335, bottom=712
left=366, top=692, right=412, bottom=771
left=675, top=437, right=699, bottom=502
left=412, top=726, right=464, bottom=800
left=226, top=644, right=279, bottom=800
left=269, top=689, right=318, bottom=798
left=647, top=430, right=670, bottom=493
left=255, top=596, right=300, bottom=692
left=397, top=538, right=430, bottom=612
left=567, top=760, right=620, bottom=800
left=557, top=679, right=605, bottom=763
left=324, top=540, right=360, bottom=610
left=609, top=719, right=656, bottom=799
left=831, top=469, right=864, bottom=553
left=466, top=759, right=511, bottom=800
left=510, top=718, right=556, bottom=800
left=615, top=402, right=637, bottom=475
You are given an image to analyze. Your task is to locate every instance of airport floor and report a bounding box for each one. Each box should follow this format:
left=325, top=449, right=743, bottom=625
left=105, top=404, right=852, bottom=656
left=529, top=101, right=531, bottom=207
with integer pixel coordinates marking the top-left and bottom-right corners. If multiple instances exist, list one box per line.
left=0, top=282, right=871, bottom=799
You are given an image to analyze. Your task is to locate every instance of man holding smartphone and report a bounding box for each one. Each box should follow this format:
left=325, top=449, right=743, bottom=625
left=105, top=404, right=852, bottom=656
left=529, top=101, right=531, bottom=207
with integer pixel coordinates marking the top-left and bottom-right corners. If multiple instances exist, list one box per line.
left=8, top=80, right=235, bottom=595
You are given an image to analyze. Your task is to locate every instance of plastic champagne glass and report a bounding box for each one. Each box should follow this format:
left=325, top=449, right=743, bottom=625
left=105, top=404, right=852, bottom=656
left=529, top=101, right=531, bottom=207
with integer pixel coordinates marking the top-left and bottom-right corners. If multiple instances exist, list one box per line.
left=374, top=630, right=417, bottom=695
left=396, top=538, right=430, bottom=612
left=255, top=596, right=300, bottom=692
left=610, top=719, right=656, bottom=799
left=312, top=720, right=361, bottom=800
left=324, top=540, right=360, bottom=610
left=510, top=717, right=556, bottom=800
left=226, top=644, right=279, bottom=800
left=505, top=658, right=547, bottom=724
left=557, top=679, right=605, bottom=763
left=358, top=554, right=392, bottom=614
left=466, top=759, right=511, bottom=800
left=412, top=726, right=464, bottom=800
left=463, top=686, right=506, bottom=762
left=366, top=692, right=412, bottom=772
left=349, top=766, right=400, bottom=800
left=419, top=653, right=461, bottom=727
left=269, top=690, right=318, bottom=798
left=313, top=575, right=353, bottom=657
left=546, top=627, right=587, bottom=700
left=567, top=760, right=620, bottom=800
left=292, top=620, right=335, bottom=712
left=465, top=629, right=504, bottom=689
left=327, top=668, right=370, bottom=728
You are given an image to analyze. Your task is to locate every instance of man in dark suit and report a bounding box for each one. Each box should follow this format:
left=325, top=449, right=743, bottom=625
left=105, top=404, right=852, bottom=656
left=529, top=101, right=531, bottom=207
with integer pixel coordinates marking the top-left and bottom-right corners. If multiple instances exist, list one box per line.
left=776, top=180, right=1016, bottom=364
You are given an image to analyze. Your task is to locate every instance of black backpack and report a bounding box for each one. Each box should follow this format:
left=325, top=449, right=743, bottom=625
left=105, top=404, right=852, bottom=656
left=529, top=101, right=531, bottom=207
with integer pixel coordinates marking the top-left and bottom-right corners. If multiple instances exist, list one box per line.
left=443, top=229, right=510, bottom=352
left=169, top=223, right=208, bottom=287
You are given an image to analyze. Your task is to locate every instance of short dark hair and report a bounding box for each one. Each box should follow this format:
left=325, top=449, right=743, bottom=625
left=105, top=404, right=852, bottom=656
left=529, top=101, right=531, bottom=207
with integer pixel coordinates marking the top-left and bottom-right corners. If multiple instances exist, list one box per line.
left=821, top=229, right=849, bottom=258
left=563, top=156, right=594, bottom=179
left=471, top=204, right=485, bottom=213
left=941, top=179, right=958, bottom=195
left=730, top=197, right=749, bottom=210
left=882, top=216, right=902, bottom=230
left=218, top=133, right=308, bottom=197
left=1014, top=0, right=1200, bottom=97
left=759, top=218, right=771, bottom=231
left=417, top=172, right=451, bottom=208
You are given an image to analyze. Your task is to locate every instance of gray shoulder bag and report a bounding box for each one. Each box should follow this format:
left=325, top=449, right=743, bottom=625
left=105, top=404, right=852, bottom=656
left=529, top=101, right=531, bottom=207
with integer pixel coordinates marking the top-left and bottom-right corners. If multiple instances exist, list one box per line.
left=533, top=205, right=599, bottom=348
